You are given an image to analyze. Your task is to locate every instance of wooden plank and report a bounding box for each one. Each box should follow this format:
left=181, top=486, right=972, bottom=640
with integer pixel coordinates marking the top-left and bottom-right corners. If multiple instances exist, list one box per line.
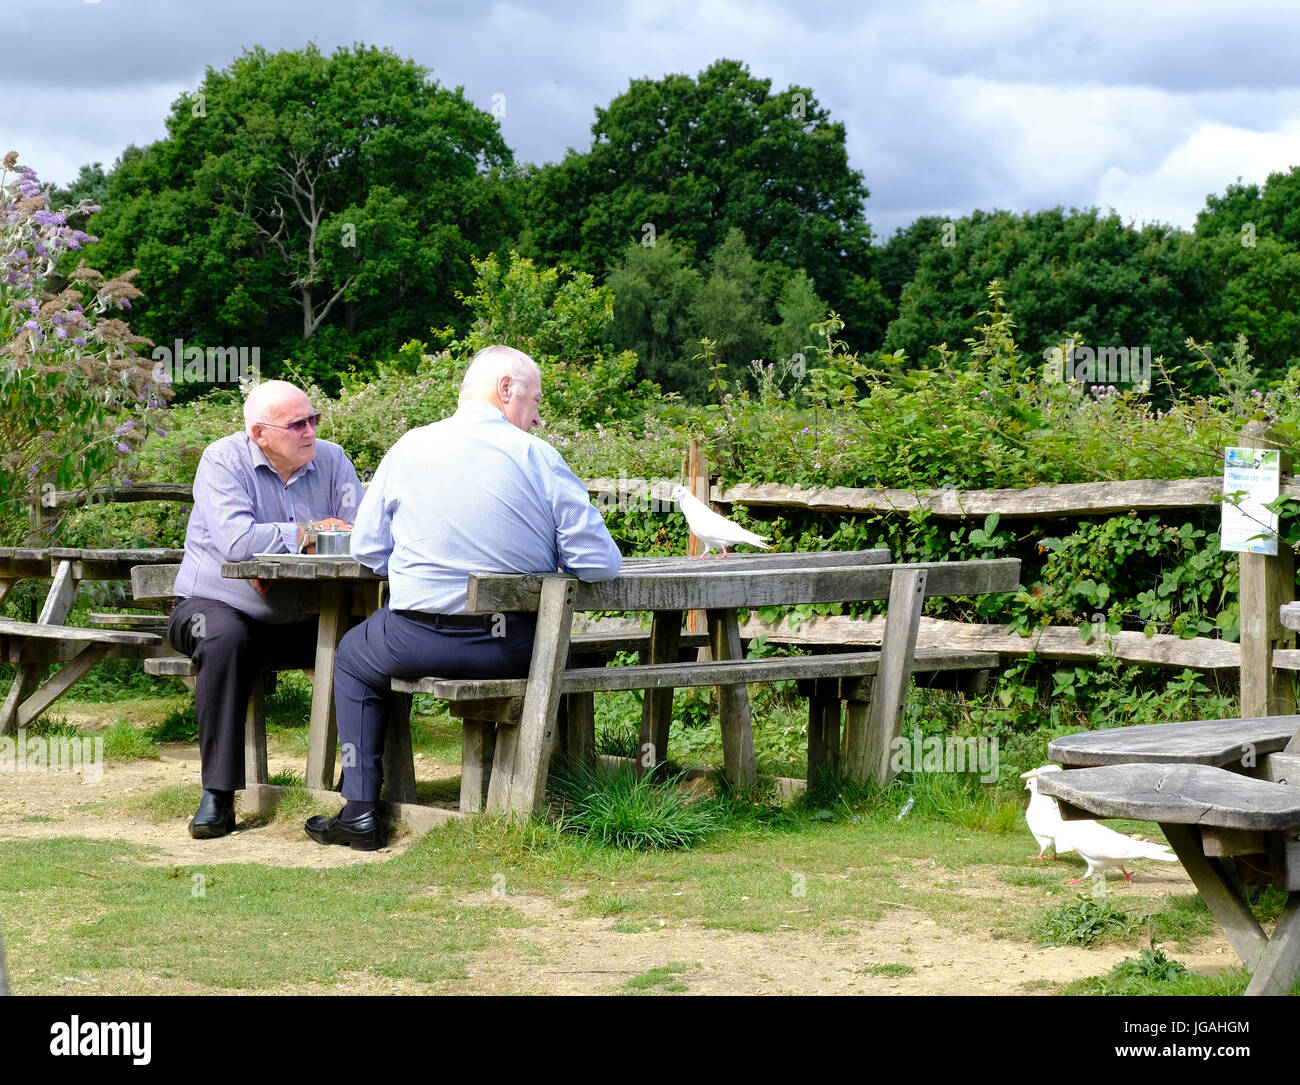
left=460, top=722, right=496, bottom=813
left=396, top=649, right=888, bottom=699
left=638, top=613, right=682, bottom=776
left=862, top=568, right=926, bottom=786
left=243, top=675, right=268, bottom=786
left=806, top=680, right=841, bottom=782
left=37, top=560, right=77, bottom=624
left=0, top=618, right=160, bottom=647
left=739, top=614, right=1238, bottom=669
left=1201, top=828, right=1268, bottom=858
left=144, top=656, right=196, bottom=677
left=1160, top=823, right=1269, bottom=971
left=564, top=691, right=597, bottom=769
left=16, top=643, right=113, bottom=727
left=492, top=577, right=575, bottom=816
left=131, top=563, right=180, bottom=601
left=466, top=559, right=1021, bottom=614
left=1039, top=764, right=1300, bottom=831
left=1259, top=751, right=1300, bottom=784
left=382, top=692, right=418, bottom=804
left=1048, top=716, right=1300, bottom=768
left=47, top=482, right=194, bottom=507
left=1267, top=829, right=1300, bottom=892
left=87, top=614, right=169, bottom=631
left=447, top=697, right=523, bottom=724
left=625, top=549, right=891, bottom=572
left=707, top=608, right=758, bottom=789
left=716, top=476, right=1227, bottom=518
left=0, top=553, right=56, bottom=579
left=1239, top=421, right=1296, bottom=717
left=304, top=583, right=347, bottom=791
left=221, top=558, right=379, bottom=581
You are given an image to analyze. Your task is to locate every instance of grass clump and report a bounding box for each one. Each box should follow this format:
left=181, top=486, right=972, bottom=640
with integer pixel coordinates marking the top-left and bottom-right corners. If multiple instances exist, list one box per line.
left=101, top=719, right=158, bottom=760
left=1031, top=895, right=1139, bottom=947
left=150, top=703, right=197, bottom=743
left=550, top=761, right=723, bottom=851
left=625, top=962, right=693, bottom=993
left=858, top=962, right=915, bottom=977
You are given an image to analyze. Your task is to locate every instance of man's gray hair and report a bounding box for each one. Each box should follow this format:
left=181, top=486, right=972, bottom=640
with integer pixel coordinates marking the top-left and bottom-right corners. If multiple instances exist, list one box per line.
left=459, top=345, right=540, bottom=403
left=243, top=380, right=305, bottom=433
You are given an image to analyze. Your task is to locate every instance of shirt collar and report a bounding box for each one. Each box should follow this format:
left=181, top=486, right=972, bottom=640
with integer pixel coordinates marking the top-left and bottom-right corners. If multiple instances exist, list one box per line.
left=454, top=399, right=508, bottom=423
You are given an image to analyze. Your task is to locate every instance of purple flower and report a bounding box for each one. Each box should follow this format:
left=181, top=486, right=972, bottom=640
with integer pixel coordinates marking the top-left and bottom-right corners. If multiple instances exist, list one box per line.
left=73, top=336, right=86, bottom=346
left=55, top=327, right=67, bottom=339
left=117, top=442, right=130, bottom=453
left=23, top=320, right=38, bottom=331
left=154, top=426, right=167, bottom=437
left=32, top=210, right=65, bottom=227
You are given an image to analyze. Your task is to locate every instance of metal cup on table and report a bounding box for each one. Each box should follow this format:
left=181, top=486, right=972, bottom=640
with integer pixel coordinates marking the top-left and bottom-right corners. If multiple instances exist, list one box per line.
left=314, top=528, right=352, bottom=556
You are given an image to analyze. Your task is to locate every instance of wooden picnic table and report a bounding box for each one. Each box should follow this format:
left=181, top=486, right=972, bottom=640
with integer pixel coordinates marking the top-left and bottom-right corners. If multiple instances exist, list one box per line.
left=1037, top=604, right=1300, bottom=995
left=0, top=548, right=183, bottom=735
left=218, top=550, right=1016, bottom=815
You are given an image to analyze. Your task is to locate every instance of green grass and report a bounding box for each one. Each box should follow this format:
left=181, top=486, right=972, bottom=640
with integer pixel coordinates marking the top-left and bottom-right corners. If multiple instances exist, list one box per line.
left=550, top=761, right=724, bottom=850
left=1030, top=895, right=1140, bottom=947
left=858, top=962, right=915, bottom=977
left=625, top=961, right=693, bottom=993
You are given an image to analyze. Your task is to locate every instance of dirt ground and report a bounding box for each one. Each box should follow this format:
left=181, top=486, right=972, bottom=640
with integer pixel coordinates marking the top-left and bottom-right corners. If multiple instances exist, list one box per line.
left=0, top=716, right=1242, bottom=995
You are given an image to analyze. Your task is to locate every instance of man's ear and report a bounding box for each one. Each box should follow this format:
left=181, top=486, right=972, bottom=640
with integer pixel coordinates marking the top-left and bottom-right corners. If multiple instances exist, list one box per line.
left=496, top=373, right=513, bottom=402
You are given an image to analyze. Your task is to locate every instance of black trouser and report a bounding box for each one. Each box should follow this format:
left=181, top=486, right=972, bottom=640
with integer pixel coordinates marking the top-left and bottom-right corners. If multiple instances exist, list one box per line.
left=334, top=608, right=537, bottom=801
left=167, top=597, right=318, bottom=792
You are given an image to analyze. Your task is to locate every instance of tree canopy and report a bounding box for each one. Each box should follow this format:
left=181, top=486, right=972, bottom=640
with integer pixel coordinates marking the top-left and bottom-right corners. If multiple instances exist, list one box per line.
left=89, top=43, right=516, bottom=388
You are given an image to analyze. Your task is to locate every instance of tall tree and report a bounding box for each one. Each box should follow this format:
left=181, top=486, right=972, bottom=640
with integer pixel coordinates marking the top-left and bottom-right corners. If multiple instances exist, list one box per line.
left=522, top=59, right=885, bottom=348
left=90, top=43, right=515, bottom=387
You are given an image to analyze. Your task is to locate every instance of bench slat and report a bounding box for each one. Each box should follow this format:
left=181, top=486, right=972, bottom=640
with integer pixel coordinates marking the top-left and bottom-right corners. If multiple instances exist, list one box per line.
left=1039, top=763, right=1300, bottom=831
left=0, top=617, right=161, bottom=647
left=395, top=650, right=890, bottom=699
left=1048, top=716, right=1300, bottom=768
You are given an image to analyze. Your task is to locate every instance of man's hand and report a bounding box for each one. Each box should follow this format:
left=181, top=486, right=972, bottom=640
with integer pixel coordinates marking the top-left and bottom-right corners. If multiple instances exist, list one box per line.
left=249, top=577, right=271, bottom=595
left=314, top=517, right=353, bottom=531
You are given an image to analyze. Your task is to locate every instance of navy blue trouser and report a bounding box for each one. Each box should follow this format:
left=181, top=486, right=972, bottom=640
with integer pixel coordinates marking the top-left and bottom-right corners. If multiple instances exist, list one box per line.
left=168, top=597, right=318, bottom=791
left=333, top=608, right=537, bottom=801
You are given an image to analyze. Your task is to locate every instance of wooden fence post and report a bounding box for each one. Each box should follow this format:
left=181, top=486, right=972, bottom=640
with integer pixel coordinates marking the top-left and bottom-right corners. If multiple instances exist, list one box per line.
left=1238, top=421, right=1296, bottom=718
left=685, top=439, right=711, bottom=657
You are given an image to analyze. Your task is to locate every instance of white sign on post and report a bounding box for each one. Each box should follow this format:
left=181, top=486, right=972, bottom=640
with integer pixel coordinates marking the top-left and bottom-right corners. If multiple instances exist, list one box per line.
left=1221, top=446, right=1281, bottom=555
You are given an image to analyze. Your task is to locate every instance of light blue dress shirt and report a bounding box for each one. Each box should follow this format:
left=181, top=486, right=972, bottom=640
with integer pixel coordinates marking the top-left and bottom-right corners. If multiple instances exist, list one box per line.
left=175, top=433, right=363, bottom=622
left=350, top=400, right=622, bottom=612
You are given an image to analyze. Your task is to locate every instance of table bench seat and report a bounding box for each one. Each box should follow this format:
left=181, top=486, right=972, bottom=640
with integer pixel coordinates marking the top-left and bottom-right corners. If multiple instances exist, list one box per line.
left=1048, top=716, right=1300, bottom=770
left=393, top=647, right=998, bottom=699
left=1039, top=762, right=1300, bottom=831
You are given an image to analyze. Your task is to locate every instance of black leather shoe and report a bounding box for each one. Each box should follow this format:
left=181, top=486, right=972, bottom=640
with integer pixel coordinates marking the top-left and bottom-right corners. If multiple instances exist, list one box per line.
left=305, top=811, right=381, bottom=851
left=189, top=790, right=235, bottom=839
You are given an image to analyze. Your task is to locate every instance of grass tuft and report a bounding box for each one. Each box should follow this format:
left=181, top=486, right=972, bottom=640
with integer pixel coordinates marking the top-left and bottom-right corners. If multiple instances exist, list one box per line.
left=550, top=761, right=723, bottom=850
left=1030, top=894, right=1139, bottom=947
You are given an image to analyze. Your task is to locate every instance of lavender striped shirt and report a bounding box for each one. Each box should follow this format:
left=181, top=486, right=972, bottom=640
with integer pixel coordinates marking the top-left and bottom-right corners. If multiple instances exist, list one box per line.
left=175, top=432, right=363, bottom=622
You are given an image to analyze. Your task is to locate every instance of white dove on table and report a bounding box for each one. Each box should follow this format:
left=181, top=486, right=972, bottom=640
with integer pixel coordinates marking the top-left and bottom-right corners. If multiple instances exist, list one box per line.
left=1021, top=763, right=1177, bottom=883
left=1021, top=764, right=1066, bottom=860
left=669, top=484, right=773, bottom=557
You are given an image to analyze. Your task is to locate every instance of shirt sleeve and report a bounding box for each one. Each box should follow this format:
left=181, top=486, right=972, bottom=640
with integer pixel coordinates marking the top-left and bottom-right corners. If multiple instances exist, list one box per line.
left=548, top=451, right=622, bottom=582
left=348, top=447, right=397, bottom=576
left=195, top=450, right=297, bottom=560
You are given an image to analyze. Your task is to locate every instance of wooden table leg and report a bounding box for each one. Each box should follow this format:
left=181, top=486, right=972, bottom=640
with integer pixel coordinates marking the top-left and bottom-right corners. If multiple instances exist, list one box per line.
left=638, top=614, right=682, bottom=777
left=1, top=560, right=78, bottom=736
left=461, top=720, right=496, bottom=813
left=707, top=608, right=757, bottom=789
left=1161, top=822, right=1269, bottom=970
left=244, top=674, right=269, bottom=785
left=863, top=568, right=926, bottom=786
left=305, top=582, right=347, bottom=790
left=807, top=679, right=842, bottom=783
left=1244, top=890, right=1300, bottom=995
left=490, top=578, right=574, bottom=817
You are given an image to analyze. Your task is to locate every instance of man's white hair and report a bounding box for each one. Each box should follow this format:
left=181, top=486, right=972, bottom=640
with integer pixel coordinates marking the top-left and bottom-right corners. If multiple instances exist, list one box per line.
left=243, top=380, right=307, bottom=433
left=459, top=345, right=540, bottom=403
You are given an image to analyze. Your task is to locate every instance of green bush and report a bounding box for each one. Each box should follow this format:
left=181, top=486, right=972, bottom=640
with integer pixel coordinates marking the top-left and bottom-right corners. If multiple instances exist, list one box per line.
left=549, top=761, right=723, bottom=850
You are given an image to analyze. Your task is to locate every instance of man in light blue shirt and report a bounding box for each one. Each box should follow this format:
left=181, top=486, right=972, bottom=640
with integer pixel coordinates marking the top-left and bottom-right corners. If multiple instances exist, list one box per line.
left=169, top=380, right=362, bottom=840
left=305, top=345, right=622, bottom=850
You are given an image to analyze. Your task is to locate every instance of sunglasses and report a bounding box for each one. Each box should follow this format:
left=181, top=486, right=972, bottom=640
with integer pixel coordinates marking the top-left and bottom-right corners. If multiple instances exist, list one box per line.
left=257, top=413, right=321, bottom=434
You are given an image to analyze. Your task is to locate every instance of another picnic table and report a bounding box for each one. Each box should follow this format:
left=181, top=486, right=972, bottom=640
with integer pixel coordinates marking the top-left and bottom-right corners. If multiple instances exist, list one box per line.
left=1038, top=609, right=1300, bottom=996
left=0, top=547, right=182, bottom=735
left=211, top=550, right=1017, bottom=819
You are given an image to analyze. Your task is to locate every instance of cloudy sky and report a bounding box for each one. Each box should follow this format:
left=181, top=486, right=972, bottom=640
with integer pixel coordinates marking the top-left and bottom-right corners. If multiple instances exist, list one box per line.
left=4, top=0, right=1299, bottom=240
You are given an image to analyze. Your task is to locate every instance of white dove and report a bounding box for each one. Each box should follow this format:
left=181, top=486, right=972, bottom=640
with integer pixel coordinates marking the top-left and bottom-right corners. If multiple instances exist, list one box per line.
left=670, top=484, right=773, bottom=557
left=1055, top=819, right=1177, bottom=884
left=1021, top=765, right=1066, bottom=860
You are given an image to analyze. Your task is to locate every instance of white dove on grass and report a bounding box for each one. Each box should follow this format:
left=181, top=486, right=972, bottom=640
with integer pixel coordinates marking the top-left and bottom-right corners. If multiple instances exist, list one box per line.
left=670, top=484, right=772, bottom=557
left=1056, top=819, right=1177, bottom=884
left=1021, top=763, right=1177, bottom=883
left=1021, top=764, right=1066, bottom=860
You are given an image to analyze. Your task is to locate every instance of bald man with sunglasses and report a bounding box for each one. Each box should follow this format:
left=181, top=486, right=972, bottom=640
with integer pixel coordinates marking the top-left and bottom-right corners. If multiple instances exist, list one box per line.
left=168, top=380, right=363, bottom=839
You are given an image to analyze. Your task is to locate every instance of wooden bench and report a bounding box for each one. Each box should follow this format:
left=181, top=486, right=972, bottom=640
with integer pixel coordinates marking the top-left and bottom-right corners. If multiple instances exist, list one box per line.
left=395, top=555, right=1019, bottom=816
